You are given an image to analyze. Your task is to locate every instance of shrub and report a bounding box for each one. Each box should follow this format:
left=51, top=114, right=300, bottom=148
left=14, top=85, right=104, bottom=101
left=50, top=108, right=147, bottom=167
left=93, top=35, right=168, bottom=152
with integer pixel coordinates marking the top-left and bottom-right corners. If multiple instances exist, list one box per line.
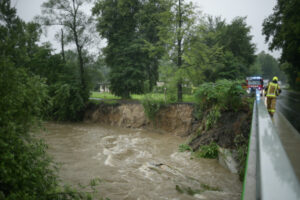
left=142, top=94, right=165, bottom=120
left=48, top=83, right=86, bottom=121
left=205, top=105, right=221, bottom=130
left=194, top=79, right=246, bottom=128
left=178, top=144, right=192, bottom=152
left=234, top=134, right=249, bottom=180
left=0, top=61, right=58, bottom=199
left=194, top=142, right=218, bottom=159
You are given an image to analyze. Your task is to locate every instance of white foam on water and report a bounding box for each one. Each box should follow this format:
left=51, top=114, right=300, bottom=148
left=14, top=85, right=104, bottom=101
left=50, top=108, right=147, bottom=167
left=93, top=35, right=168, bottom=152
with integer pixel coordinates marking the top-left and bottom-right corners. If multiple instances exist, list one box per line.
left=104, top=154, right=115, bottom=167
left=136, top=150, right=152, bottom=159
left=92, top=152, right=102, bottom=160
left=194, top=194, right=207, bottom=199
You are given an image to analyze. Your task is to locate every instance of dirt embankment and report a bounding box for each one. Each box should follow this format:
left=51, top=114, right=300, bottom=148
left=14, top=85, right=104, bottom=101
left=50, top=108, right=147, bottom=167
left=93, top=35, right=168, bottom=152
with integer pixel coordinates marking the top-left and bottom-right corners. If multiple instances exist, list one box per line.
left=189, top=107, right=252, bottom=150
left=84, top=101, right=252, bottom=149
left=84, top=102, right=198, bottom=136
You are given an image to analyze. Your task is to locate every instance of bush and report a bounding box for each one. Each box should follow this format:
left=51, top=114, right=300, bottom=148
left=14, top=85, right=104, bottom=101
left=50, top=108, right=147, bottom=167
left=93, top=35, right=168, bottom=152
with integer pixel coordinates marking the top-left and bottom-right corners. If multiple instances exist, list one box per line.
left=0, top=59, right=100, bottom=200
left=142, top=94, right=165, bottom=120
left=0, top=61, right=58, bottom=199
left=194, top=79, right=246, bottom=128
left=48, top=83, right=86, bottom=121
left=165, top=83, right=177, bottom=103
left=194, top=142, right=218, bottom=159
left=234, top=134, right=249, bottom=180
left=205, top=105, right=221, bottom=130
left=178, top=144, right=192, bottom=152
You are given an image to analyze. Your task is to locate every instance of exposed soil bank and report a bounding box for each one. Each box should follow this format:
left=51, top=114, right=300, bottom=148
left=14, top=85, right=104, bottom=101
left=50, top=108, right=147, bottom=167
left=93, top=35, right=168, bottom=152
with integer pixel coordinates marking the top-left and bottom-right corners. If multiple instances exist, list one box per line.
left=84, top=101, right=251, bottom=146
left=84, top=101, right=252, bottom=176
left=84, top=102, right=198, bottom=136
left=189, top=108, right=252, bottom=150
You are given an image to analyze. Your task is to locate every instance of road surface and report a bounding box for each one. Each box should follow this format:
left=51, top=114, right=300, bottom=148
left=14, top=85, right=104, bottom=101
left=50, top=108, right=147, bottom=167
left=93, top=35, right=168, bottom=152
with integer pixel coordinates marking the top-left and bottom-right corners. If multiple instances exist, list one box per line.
left=276, top=90, right=300, bottom=133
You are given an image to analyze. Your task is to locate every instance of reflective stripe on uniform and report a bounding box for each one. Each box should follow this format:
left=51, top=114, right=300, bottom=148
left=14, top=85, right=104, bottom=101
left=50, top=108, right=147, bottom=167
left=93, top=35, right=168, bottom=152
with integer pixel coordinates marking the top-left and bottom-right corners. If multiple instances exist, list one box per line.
left=266, top=82, right=278, bottom=97
left=268, top=109, right=276, bottom=113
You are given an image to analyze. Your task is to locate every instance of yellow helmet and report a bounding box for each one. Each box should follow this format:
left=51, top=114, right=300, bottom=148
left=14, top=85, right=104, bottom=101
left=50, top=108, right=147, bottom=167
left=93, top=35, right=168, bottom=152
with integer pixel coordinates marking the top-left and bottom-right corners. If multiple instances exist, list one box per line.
left=273, top=76, right=278, bottom=81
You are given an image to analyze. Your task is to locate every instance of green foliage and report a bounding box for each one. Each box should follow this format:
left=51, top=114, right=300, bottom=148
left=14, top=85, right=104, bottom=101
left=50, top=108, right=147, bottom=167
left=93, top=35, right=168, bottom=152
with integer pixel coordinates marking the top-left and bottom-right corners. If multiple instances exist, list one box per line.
left=0, top=2, right=101, bottom=199
left=193, top=80, right=246, bottom=130
left=93, top=0, right=169, bottom=98
left=0, top=59, right=58, bottom=199
left=250, top=51, right=287, bottom=82
left=193, top=142, right=218, bottom=159
left=165, top=82, right=178, bottom=103
left=178, top=144, right=192, bottom=152
left=183, top=16, right=256, bottom=83
left=194, top=79, right=246, bottom=114
left=91, top=92, right=121, bottom=100
left=234, top=134, right=249, bottom=180
left=39, top=0, right=93, bottom=93
left=205, top=105, right=221, bottom=130
left=200, top=183, right=220, bottom=192
left=263, top=0, right=300, bottom=90
left=48, top=83, right=86, bottom=121
left=142, top=94, right=165, bottom=120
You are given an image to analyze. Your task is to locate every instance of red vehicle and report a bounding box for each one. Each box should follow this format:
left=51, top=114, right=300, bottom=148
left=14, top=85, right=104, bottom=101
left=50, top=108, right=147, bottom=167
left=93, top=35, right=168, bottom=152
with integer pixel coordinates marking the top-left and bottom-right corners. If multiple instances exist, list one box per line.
left=246, top=76, right=264, bottom=96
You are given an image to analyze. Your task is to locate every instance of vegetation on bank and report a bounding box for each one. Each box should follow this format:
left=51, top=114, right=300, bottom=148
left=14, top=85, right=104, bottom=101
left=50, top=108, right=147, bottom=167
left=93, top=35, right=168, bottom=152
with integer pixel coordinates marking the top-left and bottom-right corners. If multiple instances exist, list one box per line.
left=90, top=80, right=251, bottom=181
left=2, top=0, right=298, bottom=198
left=177, top=80, right=253, bottom=180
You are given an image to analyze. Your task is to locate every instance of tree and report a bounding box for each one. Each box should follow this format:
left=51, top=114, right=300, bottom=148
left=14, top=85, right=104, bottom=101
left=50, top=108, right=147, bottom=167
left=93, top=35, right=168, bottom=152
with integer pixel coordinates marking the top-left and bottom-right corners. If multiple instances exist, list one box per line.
left=93, top=0, right=169, bottom=98
left=38, top=0, right=94, bottom=99
left=222, top=17, right=256, bottom=66
left=136, top=0, right=170, bottom=91
left=0, top=1, right=58, bottom=198
left=254, top=51, right=286, bottom=82
left=262, top=0, right=300, bottom=89
left=159, top=0, right=195, bottom=101
left=182, top=16, right=256, bottom=83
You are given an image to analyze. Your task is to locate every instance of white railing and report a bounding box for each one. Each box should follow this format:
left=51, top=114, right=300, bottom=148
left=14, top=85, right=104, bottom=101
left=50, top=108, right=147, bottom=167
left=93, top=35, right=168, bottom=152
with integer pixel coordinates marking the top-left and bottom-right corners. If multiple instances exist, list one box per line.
left=243, top=97, right=300, bottom=200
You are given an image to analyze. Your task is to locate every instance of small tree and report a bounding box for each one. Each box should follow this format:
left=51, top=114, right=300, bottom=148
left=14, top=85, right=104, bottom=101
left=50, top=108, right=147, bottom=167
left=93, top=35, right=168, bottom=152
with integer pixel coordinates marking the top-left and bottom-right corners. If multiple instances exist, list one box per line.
left=159, top=0, right=196, bottom=101
left=38, top=0, right=94, bottom=100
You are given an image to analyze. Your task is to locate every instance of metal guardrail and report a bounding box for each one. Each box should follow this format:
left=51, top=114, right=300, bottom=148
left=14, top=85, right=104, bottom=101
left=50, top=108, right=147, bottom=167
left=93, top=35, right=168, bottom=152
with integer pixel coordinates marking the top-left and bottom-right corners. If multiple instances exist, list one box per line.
left=243, top=96, right=300, bottom=200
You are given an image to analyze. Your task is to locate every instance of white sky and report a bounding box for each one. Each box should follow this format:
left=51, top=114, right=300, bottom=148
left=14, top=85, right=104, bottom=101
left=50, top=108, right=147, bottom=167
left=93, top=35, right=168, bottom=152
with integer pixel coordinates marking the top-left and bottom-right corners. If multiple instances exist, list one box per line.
left=13, top=0, right=280, bottom=58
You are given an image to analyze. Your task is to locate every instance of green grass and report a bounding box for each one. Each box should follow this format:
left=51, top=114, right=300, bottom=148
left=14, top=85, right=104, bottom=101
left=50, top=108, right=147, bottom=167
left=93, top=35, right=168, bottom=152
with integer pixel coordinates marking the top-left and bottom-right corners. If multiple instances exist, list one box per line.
left=183, top=94, right=196, bottom=102
left=90, top=92, right=121, bottom=100
left=90, top=92, right=196, bottom=103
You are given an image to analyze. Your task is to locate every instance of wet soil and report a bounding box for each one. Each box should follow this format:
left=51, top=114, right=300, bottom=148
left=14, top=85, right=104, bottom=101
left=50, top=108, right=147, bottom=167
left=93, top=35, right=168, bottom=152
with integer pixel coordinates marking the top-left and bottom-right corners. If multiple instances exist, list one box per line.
left=189, top=108, right=252, bottom=151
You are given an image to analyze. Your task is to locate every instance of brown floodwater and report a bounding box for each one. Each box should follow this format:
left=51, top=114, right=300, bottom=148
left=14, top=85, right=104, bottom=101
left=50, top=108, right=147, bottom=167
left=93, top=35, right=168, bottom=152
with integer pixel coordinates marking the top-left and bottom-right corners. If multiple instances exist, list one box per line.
left=39, top=122, right=242, bottom=200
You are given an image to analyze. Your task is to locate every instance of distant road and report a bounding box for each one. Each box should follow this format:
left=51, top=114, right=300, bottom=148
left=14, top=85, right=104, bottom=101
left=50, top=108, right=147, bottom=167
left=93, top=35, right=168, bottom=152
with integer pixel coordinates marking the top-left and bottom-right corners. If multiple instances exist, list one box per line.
left=276, top=90, right=300, bottom=133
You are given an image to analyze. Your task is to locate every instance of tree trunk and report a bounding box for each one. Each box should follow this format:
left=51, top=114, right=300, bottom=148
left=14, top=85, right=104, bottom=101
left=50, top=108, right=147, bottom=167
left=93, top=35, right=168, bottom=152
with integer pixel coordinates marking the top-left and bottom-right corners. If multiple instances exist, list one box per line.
left=72, top=0, right=85, bottom=93
left=177, top=0, right=183, bottom=102
left=60, top=28, right=65, bottom=63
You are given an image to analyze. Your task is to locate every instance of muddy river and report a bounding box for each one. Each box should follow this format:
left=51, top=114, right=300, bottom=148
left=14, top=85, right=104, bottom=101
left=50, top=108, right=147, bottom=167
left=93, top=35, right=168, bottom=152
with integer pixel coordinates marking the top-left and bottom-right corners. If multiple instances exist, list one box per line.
left=39, top=122, right=242, bottom=200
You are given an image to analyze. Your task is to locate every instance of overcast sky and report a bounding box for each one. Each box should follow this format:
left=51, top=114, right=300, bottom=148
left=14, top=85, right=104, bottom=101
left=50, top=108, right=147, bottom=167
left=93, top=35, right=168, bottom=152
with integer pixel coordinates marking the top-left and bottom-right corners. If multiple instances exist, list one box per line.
left=13, top=0, right=280, bottom=58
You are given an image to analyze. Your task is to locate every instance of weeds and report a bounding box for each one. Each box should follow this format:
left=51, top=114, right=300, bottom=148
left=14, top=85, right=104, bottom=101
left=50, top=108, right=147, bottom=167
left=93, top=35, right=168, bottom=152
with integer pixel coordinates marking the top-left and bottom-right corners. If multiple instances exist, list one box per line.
left=234, top=134, right=249, bottom=180
left=141, top=94, right=165, bottom=120
left=178, top=144, right=192, bottom=152
left=193, top=80, right=246, bottom=129
left=193, top=142, right=218, bottom=159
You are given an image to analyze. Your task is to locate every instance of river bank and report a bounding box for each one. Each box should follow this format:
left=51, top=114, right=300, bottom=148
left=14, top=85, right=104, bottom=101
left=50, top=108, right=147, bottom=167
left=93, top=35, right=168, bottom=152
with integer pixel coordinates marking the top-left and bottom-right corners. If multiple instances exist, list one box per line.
left=84, top=102, right=198, bottom=136
left=84, top=100, right=252, bottom=177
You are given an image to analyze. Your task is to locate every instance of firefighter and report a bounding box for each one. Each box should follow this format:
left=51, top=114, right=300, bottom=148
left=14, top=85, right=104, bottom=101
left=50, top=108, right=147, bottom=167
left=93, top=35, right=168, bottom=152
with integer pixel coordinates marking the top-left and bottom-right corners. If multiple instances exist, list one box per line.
left=264, top=76, right=281, bottom=117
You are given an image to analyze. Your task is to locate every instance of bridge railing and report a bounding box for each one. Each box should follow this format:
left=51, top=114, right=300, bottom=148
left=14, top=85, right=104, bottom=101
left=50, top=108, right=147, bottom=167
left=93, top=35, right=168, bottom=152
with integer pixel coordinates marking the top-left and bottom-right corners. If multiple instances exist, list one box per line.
left=242, top=97, right=300, bottom=200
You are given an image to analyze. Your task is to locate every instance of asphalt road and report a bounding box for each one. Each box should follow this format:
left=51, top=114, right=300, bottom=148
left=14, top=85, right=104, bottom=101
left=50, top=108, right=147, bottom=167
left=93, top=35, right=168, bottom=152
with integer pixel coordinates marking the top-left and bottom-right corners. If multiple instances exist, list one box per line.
left=276, top=90, right=300, bottom=133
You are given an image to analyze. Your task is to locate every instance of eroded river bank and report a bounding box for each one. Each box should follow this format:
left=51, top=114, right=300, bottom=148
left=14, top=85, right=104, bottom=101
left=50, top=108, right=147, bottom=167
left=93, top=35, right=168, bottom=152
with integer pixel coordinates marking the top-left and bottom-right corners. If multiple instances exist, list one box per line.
left=40, top=122, right=242, bottom=200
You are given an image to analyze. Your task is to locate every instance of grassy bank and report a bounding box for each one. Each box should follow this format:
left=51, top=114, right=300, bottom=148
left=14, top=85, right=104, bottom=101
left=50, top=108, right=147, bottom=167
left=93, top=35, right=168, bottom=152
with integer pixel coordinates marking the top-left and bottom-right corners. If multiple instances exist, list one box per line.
left=90, top=92, right=196, bottom=103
